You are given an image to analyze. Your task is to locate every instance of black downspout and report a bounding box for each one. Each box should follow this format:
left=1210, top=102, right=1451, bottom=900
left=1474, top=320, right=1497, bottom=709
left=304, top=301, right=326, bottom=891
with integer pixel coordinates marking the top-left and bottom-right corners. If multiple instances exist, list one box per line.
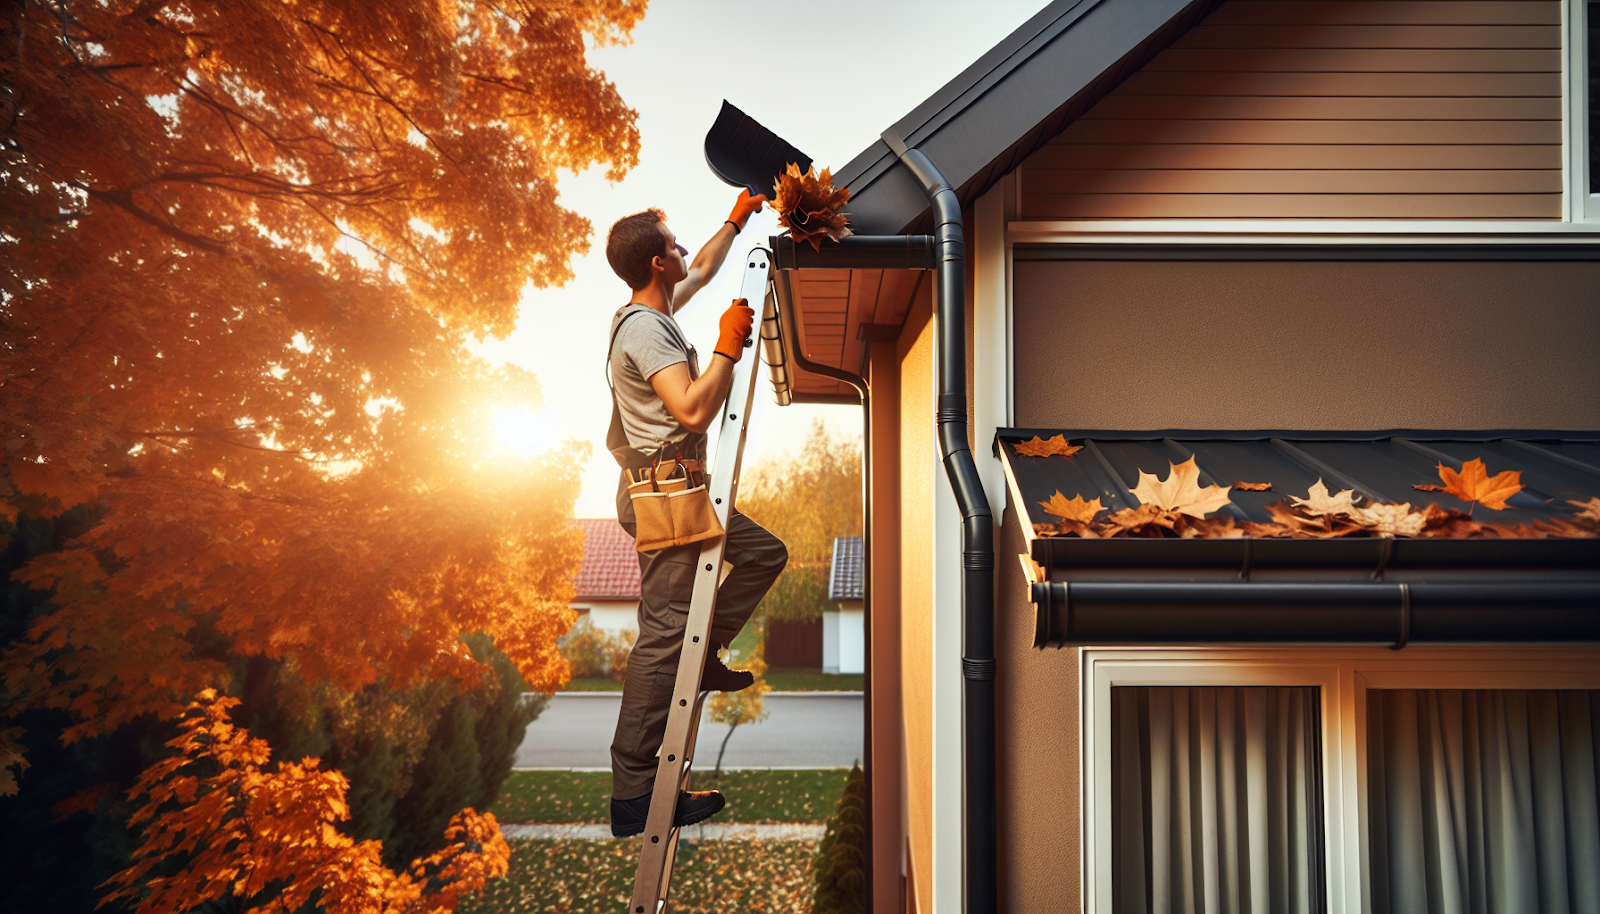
left=884, top=134, right=998, bottom=914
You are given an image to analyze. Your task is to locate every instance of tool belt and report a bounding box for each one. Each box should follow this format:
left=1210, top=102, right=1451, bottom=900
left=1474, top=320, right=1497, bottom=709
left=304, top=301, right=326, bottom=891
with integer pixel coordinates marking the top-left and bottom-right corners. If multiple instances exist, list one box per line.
left=625, top=455, right=722, bottom=552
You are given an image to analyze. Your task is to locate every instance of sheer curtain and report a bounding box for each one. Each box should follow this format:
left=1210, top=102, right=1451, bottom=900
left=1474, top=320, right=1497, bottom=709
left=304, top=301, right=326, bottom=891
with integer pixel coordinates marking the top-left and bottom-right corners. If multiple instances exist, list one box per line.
left=1367, top=689, right=1600, bottom=914
left=1112, top=686, right=1325, bottom=914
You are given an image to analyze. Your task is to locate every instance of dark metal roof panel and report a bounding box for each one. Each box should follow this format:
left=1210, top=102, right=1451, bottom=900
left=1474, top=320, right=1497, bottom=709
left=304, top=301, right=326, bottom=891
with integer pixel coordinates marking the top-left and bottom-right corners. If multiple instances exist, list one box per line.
left=829, top=536, right=865, bottom=602
left=836, top=0, right=1212, bottom=234
left=996, top=429, right=1600, bottom=577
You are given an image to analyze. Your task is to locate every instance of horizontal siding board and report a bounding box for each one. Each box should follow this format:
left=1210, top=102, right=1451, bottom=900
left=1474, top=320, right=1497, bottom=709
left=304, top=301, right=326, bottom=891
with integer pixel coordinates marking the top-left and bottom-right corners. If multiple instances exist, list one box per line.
left=1113, top=70, right=1560, bottom=97
left=1021, top=192, right=1561, bottom=219
left=1204, top=1, right=1560, bottom=27
left=1085, top=96, right=1560, bottom=121
left=1143, top=48, right=1560, bottom=72
left=796, top=280, right=851, bottom=298
left=1022, top=168, right=1562, bottom=194
left=1172, top=25, right=1559, bottom=49
left=1055, top=119, right=1559, bottom=144
left=1025, top=143, right=1561, bottom=169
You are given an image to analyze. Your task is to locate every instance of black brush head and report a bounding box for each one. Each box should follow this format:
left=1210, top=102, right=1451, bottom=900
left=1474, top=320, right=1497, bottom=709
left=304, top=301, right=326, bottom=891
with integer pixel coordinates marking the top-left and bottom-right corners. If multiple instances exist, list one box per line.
left=704, top=100, right=813, bottom=198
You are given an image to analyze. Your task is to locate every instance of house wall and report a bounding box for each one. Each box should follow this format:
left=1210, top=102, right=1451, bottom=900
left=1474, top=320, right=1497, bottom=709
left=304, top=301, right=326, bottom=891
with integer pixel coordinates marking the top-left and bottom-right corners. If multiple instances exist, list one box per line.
left=571, top=600, right=636, bottom=634
left=898, top=286, right=935, bottom=913
left=1021, top=0, right=1563, bottom=220
left=1012, top=260, right=1600, bottom=431
left=867, top=335, right=905, bottom=914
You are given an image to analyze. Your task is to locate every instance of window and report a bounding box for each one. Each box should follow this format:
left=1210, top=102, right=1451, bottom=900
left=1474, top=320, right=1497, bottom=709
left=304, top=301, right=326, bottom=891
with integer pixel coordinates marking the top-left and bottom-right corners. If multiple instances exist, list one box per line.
left=1570, top=0, right=1600, bottom=218
left=1081, top=648, right=1600, bottom=913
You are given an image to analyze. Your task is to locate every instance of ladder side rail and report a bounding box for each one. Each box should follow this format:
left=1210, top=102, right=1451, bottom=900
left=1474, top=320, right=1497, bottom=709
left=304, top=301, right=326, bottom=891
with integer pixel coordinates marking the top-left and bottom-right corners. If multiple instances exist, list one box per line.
left=653, top=689, right=710, bottom=913
left=628, top=248, right=772, bottom=913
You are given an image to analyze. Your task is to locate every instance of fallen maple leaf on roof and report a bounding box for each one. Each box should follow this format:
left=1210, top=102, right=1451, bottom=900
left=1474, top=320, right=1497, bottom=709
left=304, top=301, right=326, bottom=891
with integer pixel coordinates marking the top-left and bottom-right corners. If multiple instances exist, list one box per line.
left=772, top=163, right=852, bottom=252
left=1353, top=502, right=1427, bottom=537
left=1438, top=458, right=1522, bottom=511
left=1413, top=483, right=1447, bottom=493
left=1568, top=496, right=1600, bottom=523
left=1289, top=479, right=1361, bottom=517
left=1129, top=457, right=1233, bottom=519
left=1232, top=481, right=1273, bottom=492
left=1037, top=491, right=1102, bottom=524
left=1013, top=435, right=1082, bottom=459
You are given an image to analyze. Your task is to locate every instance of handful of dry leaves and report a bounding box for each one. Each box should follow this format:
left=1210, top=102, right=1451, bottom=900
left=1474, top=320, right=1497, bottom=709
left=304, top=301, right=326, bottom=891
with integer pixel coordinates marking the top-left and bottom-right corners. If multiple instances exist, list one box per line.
left=772, top=163, right=852, bottom=251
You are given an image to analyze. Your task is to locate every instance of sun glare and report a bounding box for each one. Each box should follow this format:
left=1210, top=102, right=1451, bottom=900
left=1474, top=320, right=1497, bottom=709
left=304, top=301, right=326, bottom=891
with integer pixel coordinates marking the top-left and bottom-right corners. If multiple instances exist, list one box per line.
left=493, top=406, right=558, bottom=456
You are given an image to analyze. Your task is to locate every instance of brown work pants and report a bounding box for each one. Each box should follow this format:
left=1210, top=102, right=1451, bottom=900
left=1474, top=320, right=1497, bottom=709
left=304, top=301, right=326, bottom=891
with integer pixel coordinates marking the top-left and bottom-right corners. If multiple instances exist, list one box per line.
left=610, top=511, right=786, bottom=800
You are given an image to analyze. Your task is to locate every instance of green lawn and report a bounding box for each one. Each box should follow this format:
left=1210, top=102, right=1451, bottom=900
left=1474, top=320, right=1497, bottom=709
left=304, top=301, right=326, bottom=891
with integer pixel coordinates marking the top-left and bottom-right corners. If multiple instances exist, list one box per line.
left=493, top=768, right=850, bottom=824
left=460, top=837, right=815, bottom=914
left=557, top=676, right=623, bottom=692
left=763, top=667, right=863, bottom=692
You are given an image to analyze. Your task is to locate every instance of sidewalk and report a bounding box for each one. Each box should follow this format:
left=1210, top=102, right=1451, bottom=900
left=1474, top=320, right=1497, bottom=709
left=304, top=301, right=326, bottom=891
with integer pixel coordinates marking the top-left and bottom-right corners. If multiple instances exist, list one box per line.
left=516, top=692, right=863, bottom=770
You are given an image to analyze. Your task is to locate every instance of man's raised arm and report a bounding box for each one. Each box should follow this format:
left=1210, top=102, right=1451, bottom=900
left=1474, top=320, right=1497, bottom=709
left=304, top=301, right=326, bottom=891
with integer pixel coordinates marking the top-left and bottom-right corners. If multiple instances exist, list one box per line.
left=670, top=190, right=766, bottom=313
left=650, top=298, right=754, bottom=434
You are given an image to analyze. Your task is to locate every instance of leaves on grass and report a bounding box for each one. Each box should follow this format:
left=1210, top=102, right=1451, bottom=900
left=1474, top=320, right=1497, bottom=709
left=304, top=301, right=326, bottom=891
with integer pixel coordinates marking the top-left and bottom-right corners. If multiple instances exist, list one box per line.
left=1013, top=435, right=1083, bottom=459
left=772, top=164, right=852, bottom=252
left=1233, top=481, right=1273, bottom=492
left=1130, top=457, right=1233, bottom=519
left=1438, top=458, right=1522, bottom=511
left=1037, top=492, right=1103, bottom=524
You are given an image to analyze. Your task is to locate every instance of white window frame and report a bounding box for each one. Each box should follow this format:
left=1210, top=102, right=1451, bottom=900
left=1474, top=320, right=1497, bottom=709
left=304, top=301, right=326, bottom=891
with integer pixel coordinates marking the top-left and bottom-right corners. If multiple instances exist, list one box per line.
left=1567, top=0, right=1600, bottom=221
left=1081, top=646, right=1600, bottom=914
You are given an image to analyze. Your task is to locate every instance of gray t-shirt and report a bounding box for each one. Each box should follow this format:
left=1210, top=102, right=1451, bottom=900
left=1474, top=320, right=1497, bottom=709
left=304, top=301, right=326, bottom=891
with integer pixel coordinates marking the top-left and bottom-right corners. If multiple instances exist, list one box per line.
left=608, top=304, right=705, bottom=461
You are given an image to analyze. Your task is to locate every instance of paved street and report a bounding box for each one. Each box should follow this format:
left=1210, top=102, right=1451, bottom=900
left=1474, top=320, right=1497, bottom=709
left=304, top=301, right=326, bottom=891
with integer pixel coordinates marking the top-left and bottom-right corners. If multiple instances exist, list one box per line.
left=515, top=692, right=863, bottom=770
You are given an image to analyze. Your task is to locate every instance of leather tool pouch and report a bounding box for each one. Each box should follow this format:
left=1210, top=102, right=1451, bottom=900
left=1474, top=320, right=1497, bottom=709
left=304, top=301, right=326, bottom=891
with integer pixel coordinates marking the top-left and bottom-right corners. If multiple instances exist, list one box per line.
left=626, top=454, right=722, bottom=552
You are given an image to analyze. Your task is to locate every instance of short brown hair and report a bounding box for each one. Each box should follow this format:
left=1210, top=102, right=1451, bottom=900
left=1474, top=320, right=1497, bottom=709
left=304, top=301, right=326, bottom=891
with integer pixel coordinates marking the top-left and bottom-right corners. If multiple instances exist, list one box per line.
left=606, top=208, right=668, bottom=291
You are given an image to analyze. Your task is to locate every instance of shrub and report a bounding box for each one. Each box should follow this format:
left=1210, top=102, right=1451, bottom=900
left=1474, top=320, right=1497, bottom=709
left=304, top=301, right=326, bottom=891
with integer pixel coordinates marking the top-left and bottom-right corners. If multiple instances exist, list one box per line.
left=811, top=763, right=867, bottom=914
left=559, top=615, right=635, bottom=681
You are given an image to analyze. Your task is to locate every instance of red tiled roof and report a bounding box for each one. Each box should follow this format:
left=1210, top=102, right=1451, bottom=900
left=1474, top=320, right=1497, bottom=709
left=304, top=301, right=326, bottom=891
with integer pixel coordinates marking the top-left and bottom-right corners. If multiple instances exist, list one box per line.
left=572, top=518, right=640, bottom=600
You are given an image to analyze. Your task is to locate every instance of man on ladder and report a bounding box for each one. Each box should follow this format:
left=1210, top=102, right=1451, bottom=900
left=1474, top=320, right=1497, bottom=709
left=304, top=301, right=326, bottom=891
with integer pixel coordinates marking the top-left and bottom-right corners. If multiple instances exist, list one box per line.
left=602, top=189, right=787, bottom=839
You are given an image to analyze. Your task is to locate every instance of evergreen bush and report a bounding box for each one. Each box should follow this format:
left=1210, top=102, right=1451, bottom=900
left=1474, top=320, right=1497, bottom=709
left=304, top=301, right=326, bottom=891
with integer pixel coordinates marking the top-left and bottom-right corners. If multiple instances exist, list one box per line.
left=811, top=763, right=868, bottom=914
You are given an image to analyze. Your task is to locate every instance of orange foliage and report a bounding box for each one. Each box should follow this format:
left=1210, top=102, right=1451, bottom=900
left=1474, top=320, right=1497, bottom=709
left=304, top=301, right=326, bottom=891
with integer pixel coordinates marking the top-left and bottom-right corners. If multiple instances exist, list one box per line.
left=0, top=0, right=636, bottom=813
left=1437, top=457, right=1523, bottom=511
left=772, top=164, right=852, bottom=251
left=103, top=690, right=509, bottom=914
left=1012, top=435, right=1083, bottom=459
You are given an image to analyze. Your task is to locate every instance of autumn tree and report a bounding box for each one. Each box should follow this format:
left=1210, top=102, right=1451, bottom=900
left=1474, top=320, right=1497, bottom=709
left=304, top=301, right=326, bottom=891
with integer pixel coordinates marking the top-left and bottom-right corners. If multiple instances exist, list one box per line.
left=707, top=645, right=769, bottom=778
left=1, top=0, right=643, bottom=905
left=738, top=420, right=862, bottom=624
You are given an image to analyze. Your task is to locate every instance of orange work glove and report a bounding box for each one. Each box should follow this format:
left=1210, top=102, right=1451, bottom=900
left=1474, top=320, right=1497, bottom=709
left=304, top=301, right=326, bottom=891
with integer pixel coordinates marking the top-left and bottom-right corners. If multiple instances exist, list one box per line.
left=725, top=190, right=768, bottom=232
left=714, top=298, right=755, bottom=362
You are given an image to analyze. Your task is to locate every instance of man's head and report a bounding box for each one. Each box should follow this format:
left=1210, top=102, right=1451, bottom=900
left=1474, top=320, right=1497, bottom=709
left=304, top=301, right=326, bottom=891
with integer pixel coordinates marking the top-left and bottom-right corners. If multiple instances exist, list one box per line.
left=607, top=208, right=688, bottom=291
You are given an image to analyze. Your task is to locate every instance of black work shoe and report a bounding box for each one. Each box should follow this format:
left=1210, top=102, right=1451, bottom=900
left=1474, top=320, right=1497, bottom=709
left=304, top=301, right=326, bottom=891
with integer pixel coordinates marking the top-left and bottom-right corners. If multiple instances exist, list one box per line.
left=610, top=789, right=726, bottom=838
left=700, top=648, right=754, bottom=692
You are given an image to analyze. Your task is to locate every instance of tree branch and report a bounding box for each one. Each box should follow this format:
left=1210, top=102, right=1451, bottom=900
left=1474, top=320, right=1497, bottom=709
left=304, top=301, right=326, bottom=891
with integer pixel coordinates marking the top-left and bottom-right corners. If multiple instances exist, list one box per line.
left=86, top=187, right=227, bottom=255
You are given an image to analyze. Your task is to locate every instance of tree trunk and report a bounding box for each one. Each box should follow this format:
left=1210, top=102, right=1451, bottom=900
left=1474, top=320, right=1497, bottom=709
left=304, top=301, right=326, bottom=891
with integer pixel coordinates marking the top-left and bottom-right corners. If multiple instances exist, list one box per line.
left=714, top=722, right=740, bottom=778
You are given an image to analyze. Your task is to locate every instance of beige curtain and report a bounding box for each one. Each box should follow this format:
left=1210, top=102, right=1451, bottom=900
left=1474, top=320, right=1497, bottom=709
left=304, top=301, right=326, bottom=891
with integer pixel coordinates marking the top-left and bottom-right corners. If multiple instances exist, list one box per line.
left=1367, top=689, right=1600, bottom=914
left=1112, top=686, right=1325, bottom=914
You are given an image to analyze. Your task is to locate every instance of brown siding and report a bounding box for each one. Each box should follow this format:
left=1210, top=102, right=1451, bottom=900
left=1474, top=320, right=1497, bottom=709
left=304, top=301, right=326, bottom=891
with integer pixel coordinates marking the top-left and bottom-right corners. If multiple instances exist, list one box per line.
left=897, top=288, right=935, bottom=913
left=867, top=337, right=904, bottom=914
left=1022, top=0, right=1562, bottom=220
left=1012, top=260, right=1600, bottom=431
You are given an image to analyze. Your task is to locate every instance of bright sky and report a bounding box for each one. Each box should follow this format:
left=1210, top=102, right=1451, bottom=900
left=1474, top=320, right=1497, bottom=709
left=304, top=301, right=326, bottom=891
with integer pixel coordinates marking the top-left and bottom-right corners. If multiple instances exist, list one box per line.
left=472, top=0, right=1047, bottom=518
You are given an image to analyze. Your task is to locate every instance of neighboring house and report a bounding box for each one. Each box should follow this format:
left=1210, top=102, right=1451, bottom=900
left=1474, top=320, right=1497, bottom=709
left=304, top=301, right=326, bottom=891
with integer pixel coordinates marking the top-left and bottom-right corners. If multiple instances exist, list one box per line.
left=745, top=1, right=1600, bottom=912
left=826, top=536, right=867, bottom=674
left=570, top=518, right=639, bottom=634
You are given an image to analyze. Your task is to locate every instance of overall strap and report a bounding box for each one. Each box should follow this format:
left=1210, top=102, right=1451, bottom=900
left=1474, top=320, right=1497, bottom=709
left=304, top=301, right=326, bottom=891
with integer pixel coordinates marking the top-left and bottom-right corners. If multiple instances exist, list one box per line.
left=605, top=306, right=657, bottom=470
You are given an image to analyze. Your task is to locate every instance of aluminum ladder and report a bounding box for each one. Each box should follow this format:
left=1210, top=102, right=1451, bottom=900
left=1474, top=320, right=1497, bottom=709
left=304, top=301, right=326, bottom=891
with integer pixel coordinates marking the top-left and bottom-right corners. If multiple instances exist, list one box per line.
left=627, top=246, right=775, bottom=913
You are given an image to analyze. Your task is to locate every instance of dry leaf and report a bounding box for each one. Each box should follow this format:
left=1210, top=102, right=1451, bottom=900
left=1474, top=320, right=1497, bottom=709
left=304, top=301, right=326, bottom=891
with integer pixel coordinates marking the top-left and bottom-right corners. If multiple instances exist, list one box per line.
left=1037, top=491, right=1103, bottom=524
left=1102, top=503, right=1180, bottom=537
left=1352, top=502, right=1427, bottom=537
left=1267, top=501, right=1360, bottom=539
left=1013, top=435, right=1083, bottom=459
left=1232, top=481, right=1273, bottom=492
left=1177, top=515, right=1246, bottom=539
left=1413, top=483, right=1447, bottom=493
left=772, top=163, right=852, bottom=252
left=1437, top=458, right=1522, bottom=511
left=1569, top=496, right=1600, bottom=523
left=1289, top=479, right=1361, bottom=517
left=1129, top=457, right=1233, bottom=519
